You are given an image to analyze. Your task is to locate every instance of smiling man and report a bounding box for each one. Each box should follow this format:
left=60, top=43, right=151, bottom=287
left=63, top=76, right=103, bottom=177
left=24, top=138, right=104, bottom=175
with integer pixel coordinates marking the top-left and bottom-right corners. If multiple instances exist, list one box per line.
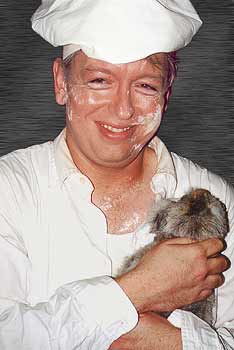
left=53, top=51, right=171, bottom=236
left=0, top=1, right=233, bottom=349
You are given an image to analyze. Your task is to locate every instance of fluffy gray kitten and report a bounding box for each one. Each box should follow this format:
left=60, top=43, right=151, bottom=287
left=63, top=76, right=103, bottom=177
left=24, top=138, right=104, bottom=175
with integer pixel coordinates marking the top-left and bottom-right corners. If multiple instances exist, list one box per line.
left=118, top=188, right=229, bottom=325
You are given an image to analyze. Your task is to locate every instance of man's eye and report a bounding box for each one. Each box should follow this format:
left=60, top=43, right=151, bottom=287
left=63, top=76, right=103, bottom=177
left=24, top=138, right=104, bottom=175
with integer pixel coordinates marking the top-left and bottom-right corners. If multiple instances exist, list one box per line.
left=89, top=78, right=106, bottom=84
left=87, top=78, right=110, bottom=89
left=136, top=83, right=159, bottom=96
left=141, top=83, right=157, bottom=91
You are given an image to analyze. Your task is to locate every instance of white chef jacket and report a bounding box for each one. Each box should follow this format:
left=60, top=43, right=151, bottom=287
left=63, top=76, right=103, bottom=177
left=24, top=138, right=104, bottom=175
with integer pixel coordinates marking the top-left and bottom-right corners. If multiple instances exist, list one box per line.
left=0, top=128, right=233, bottom=349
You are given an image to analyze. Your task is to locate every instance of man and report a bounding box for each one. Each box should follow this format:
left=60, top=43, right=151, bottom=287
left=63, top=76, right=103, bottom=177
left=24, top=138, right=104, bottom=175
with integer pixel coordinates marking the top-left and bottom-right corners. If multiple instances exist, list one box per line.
left=0, top=0, right=233, bottom=349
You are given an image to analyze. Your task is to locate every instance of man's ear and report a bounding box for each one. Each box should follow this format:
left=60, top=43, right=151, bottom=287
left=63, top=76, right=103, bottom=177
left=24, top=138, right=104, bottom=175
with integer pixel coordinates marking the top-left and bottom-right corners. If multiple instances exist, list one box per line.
left=53, top=58, right=67, bottom=105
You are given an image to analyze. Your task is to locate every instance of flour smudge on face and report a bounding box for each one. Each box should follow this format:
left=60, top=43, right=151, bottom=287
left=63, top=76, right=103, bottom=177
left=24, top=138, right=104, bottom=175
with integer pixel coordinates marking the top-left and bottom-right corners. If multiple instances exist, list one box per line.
left=128, top=105, right=162, bottom=155
left=132, top=105, right=162, bottom=135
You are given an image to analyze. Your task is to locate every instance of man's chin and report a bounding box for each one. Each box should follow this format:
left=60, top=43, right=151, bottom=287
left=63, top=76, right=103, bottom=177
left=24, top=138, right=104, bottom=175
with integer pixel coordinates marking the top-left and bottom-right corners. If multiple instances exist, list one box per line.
left=91, top=147, right=145, bottom=170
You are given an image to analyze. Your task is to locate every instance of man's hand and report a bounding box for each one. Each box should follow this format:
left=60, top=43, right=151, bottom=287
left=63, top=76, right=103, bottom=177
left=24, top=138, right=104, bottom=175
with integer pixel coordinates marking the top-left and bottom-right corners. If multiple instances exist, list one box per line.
left=116, top=237, right=229, bottom=313
left=109, top=312, right=182, bottom=350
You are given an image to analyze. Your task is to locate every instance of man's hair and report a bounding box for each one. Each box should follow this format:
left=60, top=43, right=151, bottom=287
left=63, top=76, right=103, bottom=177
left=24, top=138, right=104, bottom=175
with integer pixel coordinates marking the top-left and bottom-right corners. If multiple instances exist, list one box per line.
left=167, top=51, right=178, bottom=86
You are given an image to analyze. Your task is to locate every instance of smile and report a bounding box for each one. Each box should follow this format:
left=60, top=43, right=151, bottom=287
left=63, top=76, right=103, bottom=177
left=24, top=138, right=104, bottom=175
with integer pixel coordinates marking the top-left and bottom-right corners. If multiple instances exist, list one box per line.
left=101, top=124, right=131, bottom=133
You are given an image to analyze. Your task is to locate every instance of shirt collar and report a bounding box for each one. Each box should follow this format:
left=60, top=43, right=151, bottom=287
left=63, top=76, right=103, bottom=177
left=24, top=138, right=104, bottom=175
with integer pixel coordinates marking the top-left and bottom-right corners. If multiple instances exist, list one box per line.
left=53, top=128, right=177, bottom=198
left=148, top=137, right=177, bottom=198
left=53, top=128, right=82, bottom=184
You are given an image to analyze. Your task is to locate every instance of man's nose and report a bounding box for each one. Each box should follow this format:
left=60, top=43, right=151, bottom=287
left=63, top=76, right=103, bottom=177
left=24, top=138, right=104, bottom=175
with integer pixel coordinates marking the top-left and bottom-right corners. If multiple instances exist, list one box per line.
left=109, top=88, right=134, bottom=120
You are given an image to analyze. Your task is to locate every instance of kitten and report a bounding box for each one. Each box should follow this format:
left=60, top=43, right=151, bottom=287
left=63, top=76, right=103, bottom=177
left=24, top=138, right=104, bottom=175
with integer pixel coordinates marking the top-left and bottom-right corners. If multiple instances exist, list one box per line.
left=118, top=188, right=229, bottom=325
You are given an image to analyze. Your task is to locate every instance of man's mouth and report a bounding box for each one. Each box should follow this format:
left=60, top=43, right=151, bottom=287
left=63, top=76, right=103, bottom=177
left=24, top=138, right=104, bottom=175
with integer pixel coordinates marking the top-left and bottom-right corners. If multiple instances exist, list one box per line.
left=96, top=122, right=135, bottom=141
left=101, top=124, right=131, bottom=133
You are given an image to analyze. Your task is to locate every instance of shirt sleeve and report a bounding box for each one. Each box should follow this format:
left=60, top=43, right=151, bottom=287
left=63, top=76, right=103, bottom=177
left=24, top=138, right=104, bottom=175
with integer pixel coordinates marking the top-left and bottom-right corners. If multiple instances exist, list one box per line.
left=0, top=155, right=138, bottom=350
left=0, top=274, right=138, bottom=350
left=169, top=310, right=234, bottom=350
left=0, top=214, right=138, bottom=350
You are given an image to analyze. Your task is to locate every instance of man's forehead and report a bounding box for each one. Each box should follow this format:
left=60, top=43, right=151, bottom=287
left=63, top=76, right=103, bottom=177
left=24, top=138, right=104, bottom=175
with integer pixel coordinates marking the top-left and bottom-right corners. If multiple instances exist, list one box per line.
left=70, top=51, right=168, bottom=75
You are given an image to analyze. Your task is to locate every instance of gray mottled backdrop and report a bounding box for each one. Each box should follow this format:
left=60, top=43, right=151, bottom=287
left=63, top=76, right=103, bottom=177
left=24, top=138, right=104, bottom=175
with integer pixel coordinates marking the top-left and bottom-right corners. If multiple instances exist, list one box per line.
left=0, top=1, right=234, bottom=184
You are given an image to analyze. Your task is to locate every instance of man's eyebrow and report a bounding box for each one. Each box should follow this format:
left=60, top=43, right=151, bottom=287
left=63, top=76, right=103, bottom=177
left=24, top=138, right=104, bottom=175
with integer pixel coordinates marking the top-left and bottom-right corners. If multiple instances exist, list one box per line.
left=147, top=57, right=168, bottom=74
left=83, top=66, right=112, bottom=74
left=139, top=71, right=166, bottom=81
left=142, top=75, right=165, bottom=81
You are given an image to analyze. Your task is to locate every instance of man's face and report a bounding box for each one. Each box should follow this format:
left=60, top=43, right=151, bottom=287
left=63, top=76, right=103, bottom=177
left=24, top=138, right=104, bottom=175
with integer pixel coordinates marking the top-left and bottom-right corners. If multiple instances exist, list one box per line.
left=54, top=51, right=170, bottom=169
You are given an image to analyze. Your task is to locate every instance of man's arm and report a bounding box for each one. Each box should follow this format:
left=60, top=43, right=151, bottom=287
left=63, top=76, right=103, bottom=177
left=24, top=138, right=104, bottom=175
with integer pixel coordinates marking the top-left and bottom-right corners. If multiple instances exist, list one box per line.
left=109, top=238, right=230, bottom=350
left=0, top=232, right=227, bottom=350
left=0, top=202, right=136, bottom=349
left=0, top=272, right=138, bottom=350
left=110, top=310, right=234, bottom=350
left=110, top=312, right=182, bottom=350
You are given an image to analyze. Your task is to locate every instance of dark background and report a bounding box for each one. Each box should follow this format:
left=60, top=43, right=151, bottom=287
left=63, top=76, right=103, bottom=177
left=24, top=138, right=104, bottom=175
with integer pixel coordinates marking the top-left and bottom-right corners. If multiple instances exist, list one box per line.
left=0, top=1, right=233, bottom=184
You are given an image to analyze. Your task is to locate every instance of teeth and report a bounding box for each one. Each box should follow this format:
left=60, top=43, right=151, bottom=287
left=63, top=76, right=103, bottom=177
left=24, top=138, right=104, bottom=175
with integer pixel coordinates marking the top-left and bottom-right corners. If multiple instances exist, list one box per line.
left=101, top=124, right=131, bottom=132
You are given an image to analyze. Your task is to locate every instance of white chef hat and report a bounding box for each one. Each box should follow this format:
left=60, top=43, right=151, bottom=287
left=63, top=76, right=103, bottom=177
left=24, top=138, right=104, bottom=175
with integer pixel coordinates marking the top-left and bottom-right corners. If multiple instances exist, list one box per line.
left=31, top=0, right=202, bottom=64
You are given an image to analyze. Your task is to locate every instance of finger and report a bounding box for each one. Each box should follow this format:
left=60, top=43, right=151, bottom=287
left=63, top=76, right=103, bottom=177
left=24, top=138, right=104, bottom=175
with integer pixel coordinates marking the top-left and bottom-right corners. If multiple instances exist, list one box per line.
left=165, top=237, right=195, bottom=245
left=198, top=288, right=213, bottom=301
left=203, top=273, right=225, bottom=290
left=207, top=254, right=231, bottom=274
left=197, top=275, right=225, bottom=301
left=198, top=238, right=226, bottom=257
